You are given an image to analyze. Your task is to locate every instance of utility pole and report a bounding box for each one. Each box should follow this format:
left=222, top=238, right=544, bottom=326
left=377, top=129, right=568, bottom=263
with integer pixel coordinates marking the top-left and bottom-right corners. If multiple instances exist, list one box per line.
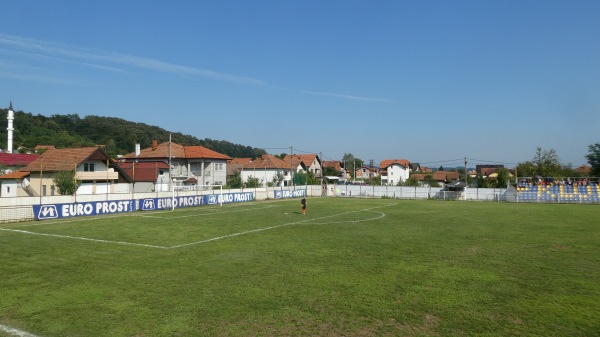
left=290, top=146, right=294, bottom=187
left=369, top=159, right=374, bottom=184
left=464, top=157, right=468, bottom=186
left=319, top=151, right=323, bottom=187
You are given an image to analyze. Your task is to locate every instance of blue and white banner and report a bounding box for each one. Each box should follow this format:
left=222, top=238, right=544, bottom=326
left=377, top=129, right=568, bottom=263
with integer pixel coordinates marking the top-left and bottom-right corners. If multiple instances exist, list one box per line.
left=274, top=189, right=307, bottom=199
left=208, top=192, right=254, bottom=205
left=32, top=192, right=255, bottom=220
left=138, top=192, right=254, bottom=211
left=33, top=199, right=136, bottom=220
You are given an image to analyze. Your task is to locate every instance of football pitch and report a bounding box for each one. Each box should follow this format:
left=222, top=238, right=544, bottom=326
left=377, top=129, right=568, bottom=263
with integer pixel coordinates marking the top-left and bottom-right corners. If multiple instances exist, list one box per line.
left=1, top=198, right=599, bottom=337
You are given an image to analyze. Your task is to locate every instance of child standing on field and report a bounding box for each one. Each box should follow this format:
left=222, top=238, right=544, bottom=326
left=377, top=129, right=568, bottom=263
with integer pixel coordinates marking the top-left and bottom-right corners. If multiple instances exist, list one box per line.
left=301, top=197, right=306, bottom=215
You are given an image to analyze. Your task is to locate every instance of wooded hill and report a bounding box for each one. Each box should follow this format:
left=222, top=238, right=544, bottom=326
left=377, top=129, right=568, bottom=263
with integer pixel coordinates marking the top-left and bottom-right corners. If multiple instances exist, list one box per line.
left=0, top=108, right=266, bottom=159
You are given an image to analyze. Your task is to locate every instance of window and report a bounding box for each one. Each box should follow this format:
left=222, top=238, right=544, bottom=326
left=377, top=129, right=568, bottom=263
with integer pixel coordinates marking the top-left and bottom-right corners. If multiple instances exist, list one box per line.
left=84, top=163, right=95, bottom=172
left=215, top=163, right=223, bottom=171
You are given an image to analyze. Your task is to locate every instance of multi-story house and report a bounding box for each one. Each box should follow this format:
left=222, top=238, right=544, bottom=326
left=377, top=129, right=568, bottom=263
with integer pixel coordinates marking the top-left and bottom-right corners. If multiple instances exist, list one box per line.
left=121, top=141, right=231, bottom=190
left=379, top=159, right=411, bottom=186
left=9, top=147, right=131, bottom=196
left=283, top=153, right=322, bottom=178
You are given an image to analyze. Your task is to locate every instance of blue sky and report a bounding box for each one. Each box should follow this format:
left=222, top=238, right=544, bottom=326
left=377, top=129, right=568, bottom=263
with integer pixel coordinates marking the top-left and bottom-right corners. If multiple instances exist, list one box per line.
left=1, top=1, right=598, bottom=168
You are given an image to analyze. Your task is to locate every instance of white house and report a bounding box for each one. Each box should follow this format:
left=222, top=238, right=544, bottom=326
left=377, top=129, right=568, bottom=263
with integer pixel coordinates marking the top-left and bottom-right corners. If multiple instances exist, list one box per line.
left=379, top=159, right=411, bottom=186
left=121, top=141, right=231, bottom=190
left=240, top=154, right=301, bottom=187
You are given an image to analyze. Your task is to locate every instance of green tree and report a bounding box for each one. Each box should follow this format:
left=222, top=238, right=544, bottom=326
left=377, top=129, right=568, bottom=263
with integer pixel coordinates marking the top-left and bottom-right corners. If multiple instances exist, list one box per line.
left=323, top=166, right=339, bottom=177
left=244, top=176, right=261, bottom=188
left=424, top=174, right=440, bottom=187
left=227, top=170, right=242, bottom=188
left=495, top=168, right=511, bottom=188
left=403, top=176, right=420, bottom=187
left=515, top=161, right=536, bottom=178
left=517, top=147, right=561, bottom=178
left=586, top=143, right=600, bottom=176
left=272, top=171, right=284, bottom=186
left=52, top=170, right=81, bottom=195
left=342, top=153, right=363, bottom=180
left=293, top=171, right=307, bottom=185
left=307, top=171, right=319, bottom=185
left=532, top=147, right=560, bottom=176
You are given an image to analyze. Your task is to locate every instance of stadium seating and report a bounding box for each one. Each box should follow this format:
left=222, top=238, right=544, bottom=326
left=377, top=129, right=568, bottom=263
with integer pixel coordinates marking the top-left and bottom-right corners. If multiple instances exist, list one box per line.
left=516, top=182, right=600, bottom=204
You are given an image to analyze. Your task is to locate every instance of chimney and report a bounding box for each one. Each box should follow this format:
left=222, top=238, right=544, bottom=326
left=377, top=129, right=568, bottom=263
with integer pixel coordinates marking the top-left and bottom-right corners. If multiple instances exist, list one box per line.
left=135, top=143, right=141, bottom=156
left=152, top=140, right=158, bottom=150
left=7, top=102, right=14, bottom=154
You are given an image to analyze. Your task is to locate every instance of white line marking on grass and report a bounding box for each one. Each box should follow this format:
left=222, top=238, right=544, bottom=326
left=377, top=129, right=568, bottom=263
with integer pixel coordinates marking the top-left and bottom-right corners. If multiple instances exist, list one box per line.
left=140, top=205, right=277, bottom=219
left=20, top=217, right=105, bottom=227
left=0, top=228, right=169, bottom=249
left=1, top=203, right=396, bottom=250
left=170, top=203, right=396, bottom=249
left=0, top=324, right=41, bottom=337
left=307, top=211, right=386, bottom=224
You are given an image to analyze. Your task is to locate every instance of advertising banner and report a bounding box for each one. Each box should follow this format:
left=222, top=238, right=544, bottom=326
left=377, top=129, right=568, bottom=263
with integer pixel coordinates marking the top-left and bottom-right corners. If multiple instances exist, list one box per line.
left=33, top=199, right=136, bottom=220
left=138, top=192, right=254, bottom=211
left=32, top=192, right=255, bottom=220
left=273, top=189, right=307, bottom=199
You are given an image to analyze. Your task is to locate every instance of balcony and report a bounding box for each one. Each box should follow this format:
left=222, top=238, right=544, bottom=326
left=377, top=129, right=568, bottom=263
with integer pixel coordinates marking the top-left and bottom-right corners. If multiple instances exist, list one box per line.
left=76, top=171, right=119, bottom=181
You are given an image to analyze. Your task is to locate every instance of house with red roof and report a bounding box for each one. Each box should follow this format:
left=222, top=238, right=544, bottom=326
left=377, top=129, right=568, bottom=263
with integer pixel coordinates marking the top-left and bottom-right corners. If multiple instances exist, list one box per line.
left=226, top=157, right=253, bottom=177
left=118, top=161, right=170, bottom=192
left=283, top=153, right=322, bottom=178
left=379, top=159, right=411, bottom=186
left=0, top=152, right=39, bottom=174
left=121, top=141, right=231, bottom=190
left=240, top=154, right=300, bottom=187
left=0, top=170, right=32, bottom=197
left=14, top=147, right=131, bottom=196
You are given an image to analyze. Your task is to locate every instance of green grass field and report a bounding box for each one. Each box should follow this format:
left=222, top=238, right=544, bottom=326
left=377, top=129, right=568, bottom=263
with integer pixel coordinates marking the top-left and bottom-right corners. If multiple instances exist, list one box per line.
left=1, top=198, right=599, bottom=337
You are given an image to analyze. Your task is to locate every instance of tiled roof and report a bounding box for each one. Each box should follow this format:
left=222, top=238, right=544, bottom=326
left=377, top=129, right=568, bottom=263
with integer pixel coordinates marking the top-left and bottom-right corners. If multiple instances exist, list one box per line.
left=118, top=161, right=169, bottom=182
left=35, top=145, right=56, bottom=151
left=380, top=159, right=410, bottom=169
left=411, top=173, right=426, bottom=181
left=432, top=171, right=460, bottom=181
left=122, top=142, right=230, bottom=160
left=22, top=147, right=109, bottom=172
left=244, top=154, right=290, bottom=170
left=185, top=146, right=231, bottom=160
left=0, top=152, right=39, bottom=166
left=480, top=168, right=498, bottom=176
left=282, top=155, right=310, bottom=169
left=122, top=142, right=185, bottom=159
left=575, top=165, right=592, bottom=174
left=227, top=158, right=253, bottom=175
left=322, top=160, right=341, bottom=168
left=0, top=170, right=30, bottom=180
left=229, top=158, right=252, bottom=164
left=283, top=154, right=318, bottom=166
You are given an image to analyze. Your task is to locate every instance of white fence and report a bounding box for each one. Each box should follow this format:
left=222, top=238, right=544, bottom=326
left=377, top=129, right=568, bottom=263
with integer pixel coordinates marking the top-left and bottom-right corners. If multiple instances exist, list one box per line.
left=3, top=183, right=597, bottom=223
left=0, top=184, right=509, bottom=223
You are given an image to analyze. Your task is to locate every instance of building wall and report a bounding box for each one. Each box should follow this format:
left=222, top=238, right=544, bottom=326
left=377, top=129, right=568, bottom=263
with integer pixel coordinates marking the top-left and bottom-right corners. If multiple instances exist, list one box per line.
left=384, top=164, right=409, bottom=185
left=0, top=180, right=18, bottom=198
left=241, top=168, right=291, bottom=187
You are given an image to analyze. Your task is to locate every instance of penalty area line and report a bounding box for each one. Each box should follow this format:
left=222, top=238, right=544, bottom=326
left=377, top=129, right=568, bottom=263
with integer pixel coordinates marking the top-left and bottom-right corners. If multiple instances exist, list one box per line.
left=170, top=203, right=397, bottom=249
left=0, top=323, right=41, bottom=337
left=0, top=228, right=169, bottom=249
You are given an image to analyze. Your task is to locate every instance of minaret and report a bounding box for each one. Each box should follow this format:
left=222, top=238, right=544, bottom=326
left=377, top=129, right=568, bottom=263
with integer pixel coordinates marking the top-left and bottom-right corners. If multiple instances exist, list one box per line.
left=7, top=101, right=14, bottom=154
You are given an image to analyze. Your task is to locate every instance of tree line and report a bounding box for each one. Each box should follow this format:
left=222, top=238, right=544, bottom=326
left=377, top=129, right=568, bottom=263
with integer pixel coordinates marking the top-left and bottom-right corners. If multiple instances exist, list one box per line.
left=0, top=108, right=266, bottom=159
